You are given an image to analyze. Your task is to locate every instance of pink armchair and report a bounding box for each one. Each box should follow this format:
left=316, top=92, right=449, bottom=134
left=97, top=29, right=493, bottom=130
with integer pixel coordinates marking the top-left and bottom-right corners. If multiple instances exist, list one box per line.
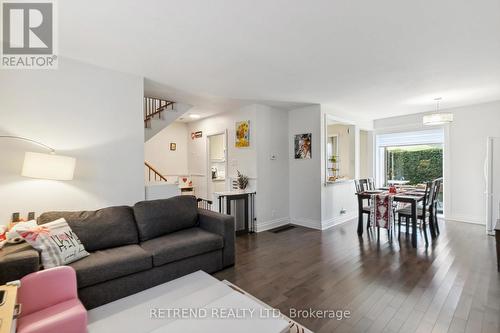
left=17, top=266, right=87, bottom=333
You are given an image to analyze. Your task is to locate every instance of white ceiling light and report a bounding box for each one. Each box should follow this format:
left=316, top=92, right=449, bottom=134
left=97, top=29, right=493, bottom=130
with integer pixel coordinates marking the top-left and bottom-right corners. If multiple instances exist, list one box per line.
left=189, top=114, right=201, bottom=119
left=423, top=98, right=454, bottom=126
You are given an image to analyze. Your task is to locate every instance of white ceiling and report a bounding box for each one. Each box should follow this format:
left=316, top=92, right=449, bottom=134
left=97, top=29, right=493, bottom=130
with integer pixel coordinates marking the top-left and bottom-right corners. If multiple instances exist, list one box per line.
left=60, top=0, right=500, bottom=120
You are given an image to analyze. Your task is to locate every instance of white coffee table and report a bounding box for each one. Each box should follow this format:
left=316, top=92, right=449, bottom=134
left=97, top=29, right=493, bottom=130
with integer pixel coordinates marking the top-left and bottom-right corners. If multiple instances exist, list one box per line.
left=87, top=271, right=290, bottom=333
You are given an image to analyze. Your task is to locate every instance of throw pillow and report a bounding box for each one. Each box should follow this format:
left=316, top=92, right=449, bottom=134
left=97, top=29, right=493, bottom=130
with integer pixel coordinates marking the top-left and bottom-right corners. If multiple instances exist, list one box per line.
left=17, top=218, right=89, bottom=268
left=6, top=220, right=38, bottom=243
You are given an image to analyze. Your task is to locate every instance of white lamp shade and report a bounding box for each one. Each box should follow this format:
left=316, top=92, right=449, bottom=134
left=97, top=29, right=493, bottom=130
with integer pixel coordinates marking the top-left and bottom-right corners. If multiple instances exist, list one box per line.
left=423, top=113, right=454, bottom=126
left=22, top=152, right=76, bottom=180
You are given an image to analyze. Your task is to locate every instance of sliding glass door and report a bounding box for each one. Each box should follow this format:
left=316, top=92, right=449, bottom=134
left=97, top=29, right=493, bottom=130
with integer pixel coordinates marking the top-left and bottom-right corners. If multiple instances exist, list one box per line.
left=384, top=144, right=443, bottom=186
left=376, top=129, right=444, bottom=213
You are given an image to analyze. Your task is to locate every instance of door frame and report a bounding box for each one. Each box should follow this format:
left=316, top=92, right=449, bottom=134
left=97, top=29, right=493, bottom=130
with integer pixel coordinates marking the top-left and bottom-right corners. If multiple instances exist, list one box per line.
left=485, top=136, right=500, bottom=235
left=206, top=130, right=228, bottom=204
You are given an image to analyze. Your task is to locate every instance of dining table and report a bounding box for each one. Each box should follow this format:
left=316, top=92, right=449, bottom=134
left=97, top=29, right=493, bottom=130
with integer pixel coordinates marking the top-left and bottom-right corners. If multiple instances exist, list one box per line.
left=356, top=188, right=427, bottom=248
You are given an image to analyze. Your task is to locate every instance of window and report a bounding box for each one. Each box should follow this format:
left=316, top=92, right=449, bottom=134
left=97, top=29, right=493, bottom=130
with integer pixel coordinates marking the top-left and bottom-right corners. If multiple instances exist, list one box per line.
left=376, top=129, right=444, bottom=213
left=384, top=144, right=443, bottom=186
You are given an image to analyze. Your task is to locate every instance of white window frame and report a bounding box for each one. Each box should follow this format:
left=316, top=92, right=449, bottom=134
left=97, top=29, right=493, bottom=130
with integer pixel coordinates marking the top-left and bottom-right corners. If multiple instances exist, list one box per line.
left=375, top=129, right=444, bottom=188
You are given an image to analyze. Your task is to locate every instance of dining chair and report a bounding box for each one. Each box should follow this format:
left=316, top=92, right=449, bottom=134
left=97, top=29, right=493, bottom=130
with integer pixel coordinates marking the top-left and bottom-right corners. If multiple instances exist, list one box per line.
left=430, top=178, right=442, bottom=235
left=396, top=181, right=432, bottom=245
left=367, top=178, right=376, bottom=190
left=355, top=179, right=369, bottom=193
left=355, top=179, right=373, bottom=229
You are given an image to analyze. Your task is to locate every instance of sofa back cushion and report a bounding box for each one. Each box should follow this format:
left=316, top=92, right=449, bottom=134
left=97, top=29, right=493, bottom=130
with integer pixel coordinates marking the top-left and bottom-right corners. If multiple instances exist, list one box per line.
left=133, top=196, right=198, bottom=242
left=38, top=206, right=139, bottom=252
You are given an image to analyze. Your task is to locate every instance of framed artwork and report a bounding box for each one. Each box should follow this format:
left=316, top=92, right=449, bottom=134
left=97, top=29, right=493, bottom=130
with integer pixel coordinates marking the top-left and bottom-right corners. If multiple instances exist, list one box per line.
left=191, top=131, right=202, bottom=139
left=235, top=120, right=250, bottom=148
left=294, top=133, right=312, bottom=159
left=170, top=143, right=176, bottom=151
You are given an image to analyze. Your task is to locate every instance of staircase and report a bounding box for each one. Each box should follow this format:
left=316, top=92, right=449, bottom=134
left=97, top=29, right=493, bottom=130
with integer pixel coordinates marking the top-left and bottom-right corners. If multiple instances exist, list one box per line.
left=143, top=96, right=192, bottom=142
left=144, top=161, right=167, bottom=182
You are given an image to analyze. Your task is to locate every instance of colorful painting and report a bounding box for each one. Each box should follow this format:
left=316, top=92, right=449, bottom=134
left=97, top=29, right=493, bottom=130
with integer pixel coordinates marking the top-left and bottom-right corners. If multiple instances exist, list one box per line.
left=294, top=133, right=312, bottom=159
left=191, top=131, right=202, bottom=140
left=235, top=120, right=250, bottom=148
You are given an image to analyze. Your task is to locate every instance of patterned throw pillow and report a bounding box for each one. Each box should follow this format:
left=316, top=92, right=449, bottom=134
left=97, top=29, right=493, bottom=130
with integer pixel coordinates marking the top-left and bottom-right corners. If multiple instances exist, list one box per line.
left=17, top=218, right=89, bottom=268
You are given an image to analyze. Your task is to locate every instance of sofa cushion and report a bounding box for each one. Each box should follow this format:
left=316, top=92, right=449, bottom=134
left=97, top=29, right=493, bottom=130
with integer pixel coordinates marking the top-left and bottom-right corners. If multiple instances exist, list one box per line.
left=140, top=227, right=223, bottom=267
left=38, top=206, right=139, bottom=252
left=69, top=245, right=152, bottom=288
left=133, top=196, right=198, bottom=242
left=17, top=218, right=89, bottom=269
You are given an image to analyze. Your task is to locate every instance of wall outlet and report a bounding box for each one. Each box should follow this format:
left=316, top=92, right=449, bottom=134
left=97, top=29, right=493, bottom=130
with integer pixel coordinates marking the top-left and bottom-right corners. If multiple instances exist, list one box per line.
left=270, top=154, right=277, bottom=160
left=12, top=213, right=20, bottom=222
left=271, top=209, right=276, bottom=218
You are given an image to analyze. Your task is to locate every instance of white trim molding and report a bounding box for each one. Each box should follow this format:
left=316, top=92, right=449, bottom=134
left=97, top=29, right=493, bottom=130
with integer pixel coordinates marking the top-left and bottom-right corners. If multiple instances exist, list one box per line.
left=321, top=213, right=358, bottom=230
left=445, top=215, right=484, bottom=225
left=256, top=217, right=290, bottom=232
left=290, top=217, right=322, bottom=230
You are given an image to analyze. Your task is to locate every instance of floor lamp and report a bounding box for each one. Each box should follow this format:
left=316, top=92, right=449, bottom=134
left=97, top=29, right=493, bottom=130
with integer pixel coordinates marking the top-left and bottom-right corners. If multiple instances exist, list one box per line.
left=0, top=135, right=76, bottom=181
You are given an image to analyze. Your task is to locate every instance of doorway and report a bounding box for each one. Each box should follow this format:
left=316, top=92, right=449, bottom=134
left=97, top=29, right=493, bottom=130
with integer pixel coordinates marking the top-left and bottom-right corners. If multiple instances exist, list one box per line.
left=207, top=132, right=227, bottom=208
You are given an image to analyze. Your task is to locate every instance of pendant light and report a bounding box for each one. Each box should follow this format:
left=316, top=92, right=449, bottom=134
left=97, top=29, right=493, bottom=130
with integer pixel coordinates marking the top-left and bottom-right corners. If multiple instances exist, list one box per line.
left=423, top=98, right=454, bottom=126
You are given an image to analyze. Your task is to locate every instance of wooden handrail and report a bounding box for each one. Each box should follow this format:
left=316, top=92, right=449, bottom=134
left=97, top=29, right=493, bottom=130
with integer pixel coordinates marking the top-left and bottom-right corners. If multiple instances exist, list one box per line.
left=144, top=161, right=168, bottom=182
left=144, top=97, right=175, bottom=128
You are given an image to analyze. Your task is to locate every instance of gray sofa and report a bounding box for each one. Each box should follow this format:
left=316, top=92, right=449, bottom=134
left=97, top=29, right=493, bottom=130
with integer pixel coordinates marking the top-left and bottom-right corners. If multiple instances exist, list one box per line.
left=0, top=196, right=235, bottom=309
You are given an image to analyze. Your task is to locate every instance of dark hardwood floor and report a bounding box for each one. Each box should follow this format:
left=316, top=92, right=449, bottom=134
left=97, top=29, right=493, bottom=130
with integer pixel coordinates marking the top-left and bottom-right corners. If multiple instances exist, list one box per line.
left=215, top=219, right=500, bottom=333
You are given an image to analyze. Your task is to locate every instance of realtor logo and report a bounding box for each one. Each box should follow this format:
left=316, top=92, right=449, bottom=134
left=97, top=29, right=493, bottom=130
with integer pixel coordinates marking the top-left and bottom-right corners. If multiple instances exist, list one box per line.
left=1, top=0, right=57, bottom=69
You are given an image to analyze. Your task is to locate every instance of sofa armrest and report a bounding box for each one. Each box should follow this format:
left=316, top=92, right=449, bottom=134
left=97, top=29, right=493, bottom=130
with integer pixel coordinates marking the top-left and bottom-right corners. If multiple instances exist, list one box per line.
left=198, top=209, right=235, bottom=267
left=0, top=242, right=40, bottom=285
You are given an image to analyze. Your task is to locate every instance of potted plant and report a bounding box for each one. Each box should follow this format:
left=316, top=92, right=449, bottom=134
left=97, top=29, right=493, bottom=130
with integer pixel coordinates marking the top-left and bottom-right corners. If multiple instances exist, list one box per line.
left=237, top=170, right=249, bottom=190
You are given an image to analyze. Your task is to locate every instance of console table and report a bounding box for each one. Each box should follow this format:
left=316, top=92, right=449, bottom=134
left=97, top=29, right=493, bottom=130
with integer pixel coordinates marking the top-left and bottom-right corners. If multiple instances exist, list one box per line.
left=215, top=190, right=256, bottom=234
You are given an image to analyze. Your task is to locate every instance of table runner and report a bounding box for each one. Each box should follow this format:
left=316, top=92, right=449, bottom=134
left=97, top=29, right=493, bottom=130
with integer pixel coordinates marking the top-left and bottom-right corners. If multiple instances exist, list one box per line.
left=368, top=189, right=424, bottom=229
left=369, top=193, right=394, bottom=229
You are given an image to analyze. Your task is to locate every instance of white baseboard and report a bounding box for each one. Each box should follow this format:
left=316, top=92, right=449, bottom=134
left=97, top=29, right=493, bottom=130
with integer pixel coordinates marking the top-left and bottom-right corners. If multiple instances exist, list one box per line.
left=290, top=217, right=322, bottom=230
left=445, top=215, right=484, bottom=225
left=321, top=213, right=358, bottom=230
left=256, top=217, right=290, bottom=232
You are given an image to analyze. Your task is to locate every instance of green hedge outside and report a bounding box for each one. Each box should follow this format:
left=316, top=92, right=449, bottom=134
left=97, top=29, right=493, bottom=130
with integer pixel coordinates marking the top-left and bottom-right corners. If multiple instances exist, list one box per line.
left=386, top=148, right=443, bottom=185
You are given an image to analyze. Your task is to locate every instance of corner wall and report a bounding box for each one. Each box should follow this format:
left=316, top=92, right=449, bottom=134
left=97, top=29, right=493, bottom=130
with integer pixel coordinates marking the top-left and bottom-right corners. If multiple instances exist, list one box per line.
left=255, top=105, right=290, bottom=231
left=288, top=105, right=322, bottom=229
left=0, top=58, right=145, bottom=223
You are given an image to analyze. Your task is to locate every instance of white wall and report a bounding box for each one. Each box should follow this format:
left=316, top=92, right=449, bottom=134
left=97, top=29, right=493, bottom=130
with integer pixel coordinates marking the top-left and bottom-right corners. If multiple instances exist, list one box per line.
left=374, top=100, right=500, bottom=225
left=0, top=58, right=145, bottom=224
left=187, top=105, right=257, bottom=202
left=359, top=130, right=374, bottom=179
left=289, top=105, right=323, bottom=229
left=144, top=122, right=189, bottom=182
left=255, top=105, right=290, bottom=231
left=186, top=104, right=291, bottom=231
